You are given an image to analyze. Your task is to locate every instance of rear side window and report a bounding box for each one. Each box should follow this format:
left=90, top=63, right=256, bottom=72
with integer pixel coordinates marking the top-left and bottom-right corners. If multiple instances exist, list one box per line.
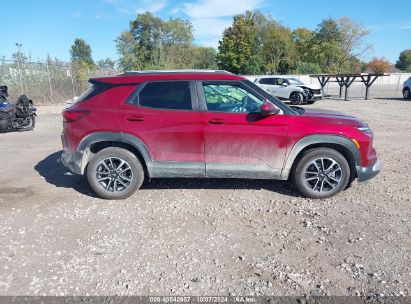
left=259, top=78, right=276, bottom=85
left=139, top=81, right=192, bottom=110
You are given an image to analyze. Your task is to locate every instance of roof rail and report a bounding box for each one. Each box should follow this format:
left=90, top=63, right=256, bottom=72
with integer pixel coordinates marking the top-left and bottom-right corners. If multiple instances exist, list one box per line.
left=120, top=69, right=234, bottom=76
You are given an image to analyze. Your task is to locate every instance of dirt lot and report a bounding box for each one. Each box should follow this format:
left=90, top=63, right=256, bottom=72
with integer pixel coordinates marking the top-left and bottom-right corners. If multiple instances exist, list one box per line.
left=0, top=96, right=410, bottom=297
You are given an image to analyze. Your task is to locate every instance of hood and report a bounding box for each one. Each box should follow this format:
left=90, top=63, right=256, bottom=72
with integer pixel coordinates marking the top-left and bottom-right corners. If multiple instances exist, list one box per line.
left=295, top=84, right=321, bottom=90
left=301, top=108, right=366, bottom=127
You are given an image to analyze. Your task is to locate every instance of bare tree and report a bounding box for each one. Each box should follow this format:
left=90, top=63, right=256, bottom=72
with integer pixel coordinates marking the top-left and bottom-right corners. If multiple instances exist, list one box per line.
left=336, top=17, right=372, bottom=72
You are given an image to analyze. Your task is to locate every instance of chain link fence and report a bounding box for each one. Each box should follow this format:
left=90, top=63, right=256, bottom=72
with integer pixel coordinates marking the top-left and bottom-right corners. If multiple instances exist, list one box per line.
left=3, top=57, right=409, bottom=104
left=0, top=58, right=120, bottom=104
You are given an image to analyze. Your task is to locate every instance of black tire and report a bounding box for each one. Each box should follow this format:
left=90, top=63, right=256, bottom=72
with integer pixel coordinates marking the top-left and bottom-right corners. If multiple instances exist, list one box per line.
left=86, top=147, right=144, bottom=200
left=403, top=88, right=410, bottom=100
left=16, top=115, right=35, bottom=131
left=292, top=148, right=350, bottom=199
left=290, top=92, right=303, bottom=105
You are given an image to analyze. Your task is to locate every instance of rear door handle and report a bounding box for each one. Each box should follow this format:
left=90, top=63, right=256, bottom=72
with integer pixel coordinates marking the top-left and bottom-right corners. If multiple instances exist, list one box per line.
left=208, top=119, right=225, bottom=125
left=127, top=116, right=144, bottom=122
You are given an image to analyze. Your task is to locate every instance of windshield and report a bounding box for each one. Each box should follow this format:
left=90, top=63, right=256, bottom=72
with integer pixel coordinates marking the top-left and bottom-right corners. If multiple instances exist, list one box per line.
left=288, top=78, right=304, bottom=85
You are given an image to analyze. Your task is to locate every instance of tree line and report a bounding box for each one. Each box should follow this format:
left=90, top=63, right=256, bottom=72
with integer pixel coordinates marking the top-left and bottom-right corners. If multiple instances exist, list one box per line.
left=69, top=10, right=411, bottom=75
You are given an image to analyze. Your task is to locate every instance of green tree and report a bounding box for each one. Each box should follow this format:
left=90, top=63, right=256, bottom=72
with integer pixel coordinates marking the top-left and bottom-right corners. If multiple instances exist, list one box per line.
left=312, top=17, right=370, bottom=73
left=292, top=62, right=322, bottom=74
left=292, top=28, right=315, bottom=62
left=316, top=18, right=341, bottom=42
left=160, top=18, right=193, bottom=68
left=292, top=28, right=321, bottom=74
left=70, top=38, right=94, bottom=65
left=395, top=49, right=411, bottom=71
left=97, top=58, right=116, bottom=69
left=218, top=10, right=298, bottom=74
left=217, top=11, right=262, bottom=74
left=129, top=12, right=164, bottom=67
left=192, top=47, right=218, bottom=69
left=260, top=20, right=295, bottom=74
left=116, top=31, right=143, bottom=70
left=116, top=12, right=196, bottom=70
left=313, top=19, right=342, bottom=72
left=70, top=38, right=95, bottom=92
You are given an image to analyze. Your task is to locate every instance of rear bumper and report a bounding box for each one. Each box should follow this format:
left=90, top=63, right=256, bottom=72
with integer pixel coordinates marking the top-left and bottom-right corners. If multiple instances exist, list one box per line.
left=61, top=133, right=83, bottom=175
left=61, top=150, right=83, bottom=175
left=356, top=159, right=381, bottom=182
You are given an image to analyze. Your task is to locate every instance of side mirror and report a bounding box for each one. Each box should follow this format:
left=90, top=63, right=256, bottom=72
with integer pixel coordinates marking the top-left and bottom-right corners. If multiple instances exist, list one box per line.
left=261, top=100, right=280, bottom=117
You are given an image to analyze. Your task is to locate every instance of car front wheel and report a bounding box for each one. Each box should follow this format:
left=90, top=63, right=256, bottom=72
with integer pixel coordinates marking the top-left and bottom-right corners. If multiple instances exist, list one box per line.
left=403, top=88, right=410, bottom=99
left=290, top=92, right=303, bottom=105
left=87, top=147, right=144, bottom=199
left=292, top=148, right=350, bottom=199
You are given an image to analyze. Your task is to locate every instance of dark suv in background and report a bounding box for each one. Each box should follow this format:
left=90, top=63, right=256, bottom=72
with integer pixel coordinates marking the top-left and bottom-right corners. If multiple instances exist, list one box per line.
left=61, top=70, right=380, bottom=200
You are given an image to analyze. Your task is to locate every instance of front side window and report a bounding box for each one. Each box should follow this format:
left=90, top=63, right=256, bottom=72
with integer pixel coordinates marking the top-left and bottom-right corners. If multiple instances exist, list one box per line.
left=277, top=78, right=286, bottom=85
left=138, top=81, right=192, bottom=110
left=288, top=78, right=304, bottom=85
left=203, top=83, right=263, bottom=113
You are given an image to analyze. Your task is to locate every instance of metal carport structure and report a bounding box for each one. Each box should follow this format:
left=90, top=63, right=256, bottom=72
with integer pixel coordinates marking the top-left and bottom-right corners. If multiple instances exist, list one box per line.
left=310, top=73, right=389, bottom=100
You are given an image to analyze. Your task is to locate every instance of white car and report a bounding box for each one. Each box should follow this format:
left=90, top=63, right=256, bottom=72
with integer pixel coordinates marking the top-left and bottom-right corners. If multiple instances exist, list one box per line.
left=403, top=76, right=411, bottom=99
left=254, top=76, right=322, bottom=105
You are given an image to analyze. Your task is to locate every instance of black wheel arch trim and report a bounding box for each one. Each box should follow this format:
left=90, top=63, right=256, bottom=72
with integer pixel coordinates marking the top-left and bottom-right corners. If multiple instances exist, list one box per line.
left=70, top=133, right=362, bottom=182
left=77, top=132, right=153, bottom=176
left=279, top=134, right=361, bottom=180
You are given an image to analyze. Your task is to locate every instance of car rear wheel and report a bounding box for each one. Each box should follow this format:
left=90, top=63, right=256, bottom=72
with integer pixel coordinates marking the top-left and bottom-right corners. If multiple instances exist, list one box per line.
left=87, top=147, right=144, bottom=199
left=403, top=88, right=410, bottom=99
left=290, top=92, right=303, bottom=105
left=292, top=148, right=350, bottom=199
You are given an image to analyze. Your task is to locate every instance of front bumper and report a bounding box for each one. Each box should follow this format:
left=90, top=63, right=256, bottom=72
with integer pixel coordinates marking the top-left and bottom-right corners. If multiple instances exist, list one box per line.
left=304, top=93, right=322, bottom=101
left=356, top=160, right=381, bottom=182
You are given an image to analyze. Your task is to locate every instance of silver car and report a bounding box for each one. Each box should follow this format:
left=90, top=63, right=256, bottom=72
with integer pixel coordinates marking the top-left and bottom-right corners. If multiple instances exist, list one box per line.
left=254, top=76, right=322, bottom=105
left=403, top=76, right=411, bottom=99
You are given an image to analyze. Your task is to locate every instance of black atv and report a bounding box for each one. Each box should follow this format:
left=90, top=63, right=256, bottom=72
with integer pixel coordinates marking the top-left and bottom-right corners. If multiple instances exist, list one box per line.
left=0, top=86, right=37, bottom=132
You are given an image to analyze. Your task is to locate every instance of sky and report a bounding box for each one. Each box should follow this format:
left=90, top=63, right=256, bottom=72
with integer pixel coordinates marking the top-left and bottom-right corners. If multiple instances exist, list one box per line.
left=1, top=0, right=410, bottom=64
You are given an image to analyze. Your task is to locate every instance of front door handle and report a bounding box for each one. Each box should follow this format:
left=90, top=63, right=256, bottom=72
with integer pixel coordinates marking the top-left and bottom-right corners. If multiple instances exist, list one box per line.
left=208, top=119, right=225, bottom=125
left=127, top=116, right=144, bottom=122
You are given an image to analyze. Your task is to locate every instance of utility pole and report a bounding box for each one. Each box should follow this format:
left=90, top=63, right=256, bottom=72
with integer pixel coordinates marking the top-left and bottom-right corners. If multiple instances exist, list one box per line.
left=15, top=43, right=23, bottom=94
left=46, top=60, right=53, bottom=103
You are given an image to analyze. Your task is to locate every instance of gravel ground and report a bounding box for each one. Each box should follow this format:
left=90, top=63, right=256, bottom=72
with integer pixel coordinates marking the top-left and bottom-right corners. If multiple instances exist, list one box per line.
left=0, top=96, right=410, bottom=297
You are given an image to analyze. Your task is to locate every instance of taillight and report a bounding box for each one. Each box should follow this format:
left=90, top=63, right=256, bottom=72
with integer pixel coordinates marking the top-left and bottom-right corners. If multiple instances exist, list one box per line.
left=63, top=109, right=89, bottom=123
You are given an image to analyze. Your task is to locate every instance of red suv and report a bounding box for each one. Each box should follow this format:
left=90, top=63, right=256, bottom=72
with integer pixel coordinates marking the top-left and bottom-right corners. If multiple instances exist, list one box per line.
left=61, top=70, right=380, bottom=199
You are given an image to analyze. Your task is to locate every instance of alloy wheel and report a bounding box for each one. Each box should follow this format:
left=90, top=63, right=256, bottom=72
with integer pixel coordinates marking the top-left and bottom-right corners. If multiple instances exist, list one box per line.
left=303, top=157, right=343, bottom=193
left=95, top=157, right=133, bottom=192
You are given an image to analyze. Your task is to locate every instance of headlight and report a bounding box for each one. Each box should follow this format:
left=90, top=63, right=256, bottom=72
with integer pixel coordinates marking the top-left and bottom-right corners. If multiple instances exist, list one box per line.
left=357, top=126, right=372, bottom=134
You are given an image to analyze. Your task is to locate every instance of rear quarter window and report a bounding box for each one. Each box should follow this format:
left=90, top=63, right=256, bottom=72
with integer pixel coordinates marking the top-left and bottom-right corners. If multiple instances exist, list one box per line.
left=137, top=81, right=192, bottom=110
left=70, top=81, right=115, bottom=106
